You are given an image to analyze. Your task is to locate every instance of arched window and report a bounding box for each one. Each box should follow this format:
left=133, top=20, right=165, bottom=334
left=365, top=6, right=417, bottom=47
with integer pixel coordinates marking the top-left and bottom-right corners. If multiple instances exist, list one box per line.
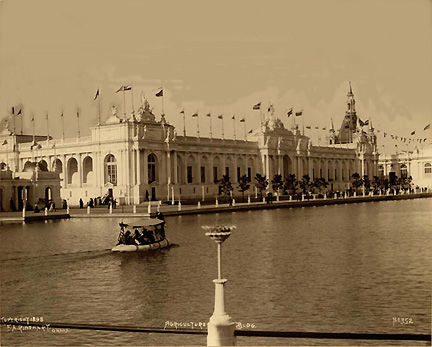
left=148, top=153, right=157, bottom=183
left=425, top=163, right=431, bottom=174
left=400, top=164, right=408, bottom=178
left=105, top=154, right=117, bottom=186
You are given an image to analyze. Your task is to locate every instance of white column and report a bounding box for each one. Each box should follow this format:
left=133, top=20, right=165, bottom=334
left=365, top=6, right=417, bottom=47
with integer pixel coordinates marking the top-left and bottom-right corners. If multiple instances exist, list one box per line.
left=173, top=151, right=178, bottom=184
left=143, top=150, right=148, bottom=184
left=78, top=153, right=83, bottom=188
left=136, top=149, right=141, bottom=185
left=166, top=150, right=171, bottom=185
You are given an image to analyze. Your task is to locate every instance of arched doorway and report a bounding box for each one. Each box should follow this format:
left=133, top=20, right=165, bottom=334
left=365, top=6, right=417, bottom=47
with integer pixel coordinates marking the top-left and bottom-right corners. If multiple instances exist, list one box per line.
left=38, top=160, right=49, bottom=171
left=23, top=161, right=36, bottom=172
left=148, top=153, right=157, bottom=184
left=82, top=156, right=94, bottom=184
left=104, top=154, right=117, bottom=185
left=67, top=158, right=78, bottom=185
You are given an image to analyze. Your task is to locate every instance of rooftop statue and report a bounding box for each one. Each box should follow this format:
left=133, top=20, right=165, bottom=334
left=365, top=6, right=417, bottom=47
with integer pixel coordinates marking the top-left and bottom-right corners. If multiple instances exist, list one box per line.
left=104, top=106, right=122, bottom=124
left=137, top=98, right=156, bottom=123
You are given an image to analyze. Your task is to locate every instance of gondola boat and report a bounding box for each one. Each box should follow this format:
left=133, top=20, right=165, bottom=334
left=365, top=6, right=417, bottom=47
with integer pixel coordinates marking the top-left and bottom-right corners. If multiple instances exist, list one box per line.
left=111, top=218, right=170, bottom=252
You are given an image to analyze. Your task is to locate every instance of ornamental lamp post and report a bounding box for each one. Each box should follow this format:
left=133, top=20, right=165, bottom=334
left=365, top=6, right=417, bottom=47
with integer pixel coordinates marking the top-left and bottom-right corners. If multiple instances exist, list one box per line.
left=204, top=225, right=236, bottom=346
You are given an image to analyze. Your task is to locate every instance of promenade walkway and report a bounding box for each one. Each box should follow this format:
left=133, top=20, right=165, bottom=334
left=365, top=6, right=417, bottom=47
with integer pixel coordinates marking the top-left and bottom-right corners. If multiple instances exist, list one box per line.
left=1, top=191, right=431, bottom=223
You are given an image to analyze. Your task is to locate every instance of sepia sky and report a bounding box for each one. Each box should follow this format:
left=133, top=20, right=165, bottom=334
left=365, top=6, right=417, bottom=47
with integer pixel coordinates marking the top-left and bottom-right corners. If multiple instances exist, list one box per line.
left=0, top=0, right=431, bottom=150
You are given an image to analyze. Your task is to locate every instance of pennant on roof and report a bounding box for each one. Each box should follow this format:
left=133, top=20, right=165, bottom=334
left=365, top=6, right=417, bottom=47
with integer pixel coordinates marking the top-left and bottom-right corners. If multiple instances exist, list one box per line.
left=424, top=123, right=431, bottom=131
left=180, top=109, right=185, bottom=114
left=295, top=111, right=303, bottom=117
left=206, top=113, right=211, bottom=117
left=16, top=109, right=22, bottom=116
left=248, top=129, right=253, bottom=134
left=239, top=118, right=245, bottom=122
left=155, top=89, right=163, bottom=97
left=11, top=106, right=14, bottom=115
left=306, top=125, right=311, bottom=129
left=252, top=102, right=261, bottom=110
left=314, top=126, right=319, bottom=129
left=232, top=115, right=235, bottom=120
left=359, top=119, right=364, bottom=127
left=364, top=120, right=369, bottom=125
left=410, top=130, right=416, bottom=135
left=217, top=115, right=223, bottom=119
left=192, top=112, right=198, bottom=117
left=94, top=89, right=100, bottom=100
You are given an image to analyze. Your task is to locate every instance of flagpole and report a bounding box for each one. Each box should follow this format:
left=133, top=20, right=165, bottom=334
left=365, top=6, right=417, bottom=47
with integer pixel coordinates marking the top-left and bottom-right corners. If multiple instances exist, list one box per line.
left=32, top=114, right=35, bottom=143
left=123, top=88, right=126, bottom=117
left=46, top=112, right=49, bottom=142
left=98, top=90, right=101, bottom=125
left=183, top=111, right=186, bottom=137
left=302, top=113, right=305, bottom=136
left=244, top=119, right=247, bottom=140
left=61, top=111, right=65, bottom=142
left=131, top=85, right=135, bottom=117
left=20, top=113, right=23, bottom=135
left=77, top=109, right=80, bottom=140
left=13, top=110, right=16, bottom=134
left=233, top=116, right=236, bottom=140
left=197, top=114, right=200, bottom=138
left=209, top=114, right=213, bottom=139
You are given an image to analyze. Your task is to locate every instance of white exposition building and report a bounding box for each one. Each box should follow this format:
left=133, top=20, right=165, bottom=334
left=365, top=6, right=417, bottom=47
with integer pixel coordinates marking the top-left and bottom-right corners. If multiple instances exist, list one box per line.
left=1, top=86, right=380, bottom=208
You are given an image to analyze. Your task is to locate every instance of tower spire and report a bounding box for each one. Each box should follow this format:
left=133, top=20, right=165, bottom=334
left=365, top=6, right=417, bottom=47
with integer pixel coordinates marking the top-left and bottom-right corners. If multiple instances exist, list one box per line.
left=349, top=81, right=353, bottom=95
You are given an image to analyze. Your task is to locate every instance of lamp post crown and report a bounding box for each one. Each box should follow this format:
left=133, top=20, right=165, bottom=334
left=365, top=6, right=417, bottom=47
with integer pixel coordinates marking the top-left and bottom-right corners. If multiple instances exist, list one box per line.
left=203, top=225, right=236, bottom=244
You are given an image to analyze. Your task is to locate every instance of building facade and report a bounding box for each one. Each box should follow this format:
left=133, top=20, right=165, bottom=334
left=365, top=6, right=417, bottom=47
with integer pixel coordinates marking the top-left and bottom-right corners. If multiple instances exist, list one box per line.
left=1, top=86, right=380, bottom=206
left=378, top=145, right=432, bottom=189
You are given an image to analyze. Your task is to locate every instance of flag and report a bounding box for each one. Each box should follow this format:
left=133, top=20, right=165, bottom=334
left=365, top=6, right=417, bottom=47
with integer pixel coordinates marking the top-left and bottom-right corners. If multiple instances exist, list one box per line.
left=384, top=132, right=387, bottom=137
left=16, top=108, right=22, bottom=116
left=424, top=123, right=431, bottom=130
left=232, top=115, right=235, bottom=120
left=410, top=130, right=416, bottom=135
left=155, top=89, right=163, bottom=97
left=295, top=111, right=302, bottom=117
left=94, top=89, right=100, bottom=100
left=192, top=112, right=198, bottom=117
left=180, top=109, right=185, bottom=114
left=2, top=140, right=7, bottom=145
left=314, top=126, right=319, bottom=129
left=287, top=108, right=293, bottom=117
left=364, top=120, right=369, bottom=125
left=306, top=125, right=311, bottom=129
left=248, top=129, right=253, bottom=134
left=217, top=115, right=223, bottom=119
left=11, top=106, right=14, bottom=115
left=322, top=127, right=326, bottom=130
left=116, top=85, right=129, bottom=93
left=359, top=119, right=364, bottom=126
left=239, top=118, right=245, bottom=122
left=252, top=102, right=261, bottom=110
left=206, top=113, right=211, bottom=117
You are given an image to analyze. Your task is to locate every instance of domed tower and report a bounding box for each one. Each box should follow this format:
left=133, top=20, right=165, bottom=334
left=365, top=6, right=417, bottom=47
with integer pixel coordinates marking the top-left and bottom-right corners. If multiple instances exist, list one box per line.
left=338, top=82, right=358, bottom=143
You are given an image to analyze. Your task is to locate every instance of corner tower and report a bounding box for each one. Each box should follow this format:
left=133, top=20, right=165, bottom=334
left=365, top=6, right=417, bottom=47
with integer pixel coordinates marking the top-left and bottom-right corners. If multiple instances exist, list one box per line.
left=338, top=82, right=358, bottom=143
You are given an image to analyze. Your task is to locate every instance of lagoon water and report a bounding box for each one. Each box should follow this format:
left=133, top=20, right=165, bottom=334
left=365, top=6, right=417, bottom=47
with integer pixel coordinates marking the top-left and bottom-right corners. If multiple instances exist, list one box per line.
left=1, top=198, right=431, bottom=346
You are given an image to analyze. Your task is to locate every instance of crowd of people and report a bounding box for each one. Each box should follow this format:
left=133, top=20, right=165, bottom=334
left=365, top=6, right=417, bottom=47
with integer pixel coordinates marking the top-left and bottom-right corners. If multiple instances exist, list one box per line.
left=79, top=195, right=117, bottom=209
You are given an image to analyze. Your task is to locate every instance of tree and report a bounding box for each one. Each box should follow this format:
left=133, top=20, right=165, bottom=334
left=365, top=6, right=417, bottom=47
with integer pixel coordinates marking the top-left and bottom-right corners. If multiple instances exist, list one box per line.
left=299, top=174, right=311, bottom=194
left=237, top=174, right=250, bottom=202
left=254, top=173, right=268, bottom=198
left=217, top=174, right=233, bottom=200
left=363, top=175, right=371, bottom=191
left=371, top=176, right=380, bottom=193
left=351, top=172, right=363, bottom=192
left=271, top=174, right=284, bottom=193
left=312, top=177, right=328, bottom=194
left=283, top=174, right=297, bottom=194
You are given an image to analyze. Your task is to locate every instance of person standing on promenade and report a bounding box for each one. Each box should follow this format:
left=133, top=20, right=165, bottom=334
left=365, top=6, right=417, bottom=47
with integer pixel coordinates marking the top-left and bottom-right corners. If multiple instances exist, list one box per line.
left=79, top=198, right=84, bottom=209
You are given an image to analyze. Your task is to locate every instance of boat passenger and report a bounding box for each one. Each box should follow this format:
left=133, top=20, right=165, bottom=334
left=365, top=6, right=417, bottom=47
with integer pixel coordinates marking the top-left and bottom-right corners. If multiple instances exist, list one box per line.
left=124, top=230, right=134, bottom=245
left=134, top=229, right=144, bottom=245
